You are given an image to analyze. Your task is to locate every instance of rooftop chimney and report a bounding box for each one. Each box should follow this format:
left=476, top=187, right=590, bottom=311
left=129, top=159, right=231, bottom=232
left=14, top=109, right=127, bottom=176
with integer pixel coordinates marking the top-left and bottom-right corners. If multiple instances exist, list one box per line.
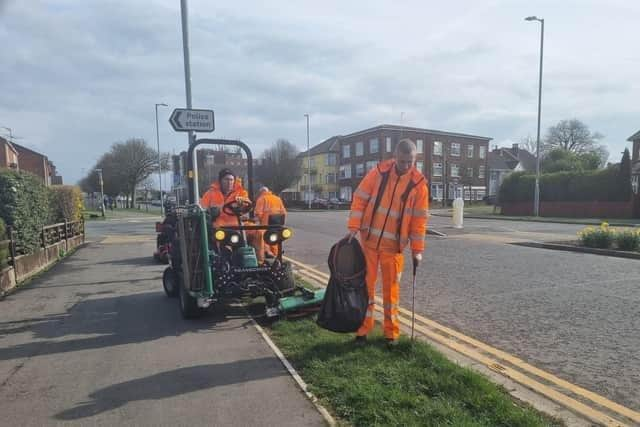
left=512, top=143, right=519, bottom=157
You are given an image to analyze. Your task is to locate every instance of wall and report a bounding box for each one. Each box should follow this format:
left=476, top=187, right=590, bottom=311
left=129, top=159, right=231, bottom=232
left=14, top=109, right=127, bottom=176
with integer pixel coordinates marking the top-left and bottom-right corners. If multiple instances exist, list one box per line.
left=502, top=200, right=636, bottom=218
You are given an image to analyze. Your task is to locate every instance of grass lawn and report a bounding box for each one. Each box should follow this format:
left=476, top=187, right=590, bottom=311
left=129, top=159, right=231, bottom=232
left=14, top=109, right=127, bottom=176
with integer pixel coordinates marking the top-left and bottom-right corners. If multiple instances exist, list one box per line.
left=269, top=318, right=562, bottom=427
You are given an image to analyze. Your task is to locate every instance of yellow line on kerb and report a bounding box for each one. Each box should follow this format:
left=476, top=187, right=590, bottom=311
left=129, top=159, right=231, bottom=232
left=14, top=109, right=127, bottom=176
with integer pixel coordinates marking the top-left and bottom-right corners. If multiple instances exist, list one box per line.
left=285, top=255, right=638, bottom=426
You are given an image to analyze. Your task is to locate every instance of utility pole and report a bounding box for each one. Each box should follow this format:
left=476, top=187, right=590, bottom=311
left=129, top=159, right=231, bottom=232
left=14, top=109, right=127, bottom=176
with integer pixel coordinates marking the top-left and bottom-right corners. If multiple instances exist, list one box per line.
left=180, top=0, right=198, bottom=202
left=305, top=114, right=311, bottom=209
left=96, top=168, right=105, bottom=218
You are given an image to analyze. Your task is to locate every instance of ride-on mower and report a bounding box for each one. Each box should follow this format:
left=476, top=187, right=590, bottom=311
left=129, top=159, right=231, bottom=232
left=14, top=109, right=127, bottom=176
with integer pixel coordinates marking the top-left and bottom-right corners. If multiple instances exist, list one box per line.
left=162, top=138, right=325, bottom=319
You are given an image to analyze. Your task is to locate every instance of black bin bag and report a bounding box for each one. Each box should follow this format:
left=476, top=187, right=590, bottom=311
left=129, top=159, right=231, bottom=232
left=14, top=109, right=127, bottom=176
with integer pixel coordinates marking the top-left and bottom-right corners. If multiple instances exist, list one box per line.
left=317, top=237, right=368, bottom=333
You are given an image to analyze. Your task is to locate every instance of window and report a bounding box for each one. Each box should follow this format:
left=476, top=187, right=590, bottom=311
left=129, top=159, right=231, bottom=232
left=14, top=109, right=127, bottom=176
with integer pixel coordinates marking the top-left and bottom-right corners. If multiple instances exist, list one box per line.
left=466, top=167, right=473, bottom=178
left=416, top=161, right=424, bottom=172
left=365, top=160, right=377, bottom=172
left=340, top=186, right=353, bottom=201
left=451, top=143, right=461, bottom=156
left=632, top=176, right=639, bottom=194
left=431, top=184, right=443, bottom=201
left=343, top=144, right=351, bottom=159
left=310, top=174, right=317, bottom=185
left=479, top=146, right=486, bottom=159
left=386, top=137, right=392, bottom=152
left=475, top=189, right=486, bottom=200
left=326, top=152, right=337, bottom=166
left=339, top=164, right=352, bottom=179
left=432, top=162, right=442, bottom=176
left=451, top=164, right=460, bottom=177
left=479, top=165, right=485, bottom=179
left=326, top=173, right=336, bottom=184
left=369, top=138, right=379, bottom=154
left=467, top=144, right=474, bottom=158
left=433, top=141, right=443, bottom=156
left=356, top=141, right=364, bottom=156
left=355, top=163, right=365, bottom=177
left=416, top=139, right=424, bottom=154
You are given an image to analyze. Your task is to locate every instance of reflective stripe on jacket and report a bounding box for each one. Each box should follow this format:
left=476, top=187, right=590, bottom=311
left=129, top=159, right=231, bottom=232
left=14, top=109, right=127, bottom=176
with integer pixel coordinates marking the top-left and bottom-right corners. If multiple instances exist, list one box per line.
left=347, top=159, right=428, bottom=253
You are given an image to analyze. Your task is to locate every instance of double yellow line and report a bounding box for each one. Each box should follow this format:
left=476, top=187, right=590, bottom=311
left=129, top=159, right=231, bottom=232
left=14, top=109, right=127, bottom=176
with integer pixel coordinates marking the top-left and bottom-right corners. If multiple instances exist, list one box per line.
left=285, top=255, right=639, bottom=427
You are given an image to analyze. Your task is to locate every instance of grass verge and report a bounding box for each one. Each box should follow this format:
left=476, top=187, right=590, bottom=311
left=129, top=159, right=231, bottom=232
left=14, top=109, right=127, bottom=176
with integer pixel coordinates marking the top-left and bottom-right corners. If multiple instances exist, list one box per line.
left=268, top=318, right=562, bottom=427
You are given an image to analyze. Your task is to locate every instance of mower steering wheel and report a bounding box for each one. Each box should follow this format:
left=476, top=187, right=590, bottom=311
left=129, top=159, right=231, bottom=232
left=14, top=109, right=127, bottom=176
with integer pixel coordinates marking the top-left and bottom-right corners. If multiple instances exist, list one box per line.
left=223, top=199, right=253, bottom=217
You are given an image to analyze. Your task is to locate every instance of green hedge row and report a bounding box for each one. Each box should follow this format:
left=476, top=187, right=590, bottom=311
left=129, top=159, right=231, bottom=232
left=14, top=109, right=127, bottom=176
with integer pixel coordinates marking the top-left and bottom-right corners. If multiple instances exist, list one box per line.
left=499, top=168, right=630, bottom=203
left=0, top=170, right=84, bottom=254
left=0, top=218, right=8, bottom=269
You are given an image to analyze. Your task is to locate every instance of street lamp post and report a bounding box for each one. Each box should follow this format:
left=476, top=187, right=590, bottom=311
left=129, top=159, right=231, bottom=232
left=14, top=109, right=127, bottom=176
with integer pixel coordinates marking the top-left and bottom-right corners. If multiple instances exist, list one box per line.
left=304, top=114, right=311, bottom=209
left=525, top=15, right=544, bottom=217
left=155, top=103, right=168, bottom=216
left=1, top=126, right=12, bottom=142
left=95, top=168, right=105, bottom=218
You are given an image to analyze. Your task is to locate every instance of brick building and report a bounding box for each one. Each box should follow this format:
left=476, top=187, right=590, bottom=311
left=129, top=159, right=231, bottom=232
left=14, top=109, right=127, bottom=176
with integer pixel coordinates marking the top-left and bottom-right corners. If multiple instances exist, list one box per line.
left=628, top=130, right=640, bottom=194
left=337, top=125, right=492, bottom=202
left=0, top=137, right=19, bottom=170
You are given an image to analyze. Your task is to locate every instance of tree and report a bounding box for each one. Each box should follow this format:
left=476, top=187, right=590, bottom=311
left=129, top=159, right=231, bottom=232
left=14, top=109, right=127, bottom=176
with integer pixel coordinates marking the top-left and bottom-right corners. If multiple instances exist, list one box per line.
left=543, top=118, right=606, bottom=153
left=541, top=148, right=601, bottom=173
left=520, top=134, right=538, bottom=154
left=619, top=148, right=632, bottom=199
left=255, top=139, right=301, bottom=195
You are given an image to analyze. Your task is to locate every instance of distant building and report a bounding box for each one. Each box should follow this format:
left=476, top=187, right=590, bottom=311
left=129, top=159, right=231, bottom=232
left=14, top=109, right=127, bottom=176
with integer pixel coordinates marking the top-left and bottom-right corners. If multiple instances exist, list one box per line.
left=0, top=137, right=19, bottom=170
left=286, top=136, right=339, bottom=201
left=487, top=144, right=536, bottom=196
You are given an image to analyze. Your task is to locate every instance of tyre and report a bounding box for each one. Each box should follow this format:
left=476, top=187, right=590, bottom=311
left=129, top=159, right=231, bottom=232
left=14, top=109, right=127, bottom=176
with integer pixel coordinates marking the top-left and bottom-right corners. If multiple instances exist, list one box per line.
left=275, top=262, right=295, bottom=292
left=162, top=267, right=179, bottom=298
left=179, top=279, right=202, bottom=319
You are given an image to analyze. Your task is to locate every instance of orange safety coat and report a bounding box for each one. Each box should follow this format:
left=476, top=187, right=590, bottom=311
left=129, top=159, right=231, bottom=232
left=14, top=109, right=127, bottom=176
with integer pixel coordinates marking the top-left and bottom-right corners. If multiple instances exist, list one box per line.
left=200, top=181, right=250, bottom=227
left=254, top=191, right=287, bottom=259
left=254, top=191, right=287, bottom=225
left=347, top=159, right=429, bottom=340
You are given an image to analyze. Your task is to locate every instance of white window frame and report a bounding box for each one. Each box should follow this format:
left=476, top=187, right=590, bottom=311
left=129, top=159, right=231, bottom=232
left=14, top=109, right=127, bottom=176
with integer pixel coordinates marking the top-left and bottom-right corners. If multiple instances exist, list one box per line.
left=365, top=160, right=377, bottom=172
left=416, top=160, right=424, bottom=173
left=466, top=167, right=474, bottom=178
left=356, top=141, right=364, bottom=157
left=386, top=137, right=392, bottom=152
left=416, top=139, right=424, bottom=154
left=431, top=184, right=443, bottom=201
left=479, top=165, right=485, bottom=179
left=467, top=144, right=474, bottom=158
left=355, top=163, right=365, bottom=177
left=433, top=141, right=443, bottom=156
left=451, top=164, right=460, bottom=177
left=432, top=162, right=442, bottom=177
left=343, top=144, right=351, bottom=159
left=326, top=152, right=337, bottom=166
left=339, top=164, right=352, bottom=179
left=451, top=143, right=461, bottom=157
left=479, top=145, right=486, bottom=159
left=369, top=138, right=379, bottom=154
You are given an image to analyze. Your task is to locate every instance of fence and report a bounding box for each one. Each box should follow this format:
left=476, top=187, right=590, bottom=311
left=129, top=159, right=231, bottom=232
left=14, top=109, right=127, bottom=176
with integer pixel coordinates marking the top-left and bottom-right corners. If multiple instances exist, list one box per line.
left=1, top=219, right=85, bottom=284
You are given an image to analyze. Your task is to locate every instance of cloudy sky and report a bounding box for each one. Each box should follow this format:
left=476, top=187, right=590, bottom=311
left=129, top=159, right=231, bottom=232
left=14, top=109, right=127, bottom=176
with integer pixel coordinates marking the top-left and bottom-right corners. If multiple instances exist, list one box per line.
left=1, top=0, right=638, bottom=184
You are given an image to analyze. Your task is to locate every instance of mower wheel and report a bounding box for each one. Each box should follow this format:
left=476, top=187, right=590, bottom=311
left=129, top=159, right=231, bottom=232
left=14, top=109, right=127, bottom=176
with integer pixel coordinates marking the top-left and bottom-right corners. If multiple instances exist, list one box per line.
left=179, top=281, right=202, bottom=319
left=162, top=267, right=179, bottom=298
left=275, top=262, right=296, bottom=292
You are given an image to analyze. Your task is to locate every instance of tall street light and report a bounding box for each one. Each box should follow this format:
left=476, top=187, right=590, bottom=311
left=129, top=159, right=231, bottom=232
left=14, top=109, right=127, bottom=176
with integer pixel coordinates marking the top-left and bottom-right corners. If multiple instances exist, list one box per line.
left=1, top=126, right=12, bottom=141
left=525, top=15, right=544, bottom=217
left=95, top=168, right=105, bottom=218
left=304, top=114, right=311, bottom=209
left=155, top=103, right=168, bottom=216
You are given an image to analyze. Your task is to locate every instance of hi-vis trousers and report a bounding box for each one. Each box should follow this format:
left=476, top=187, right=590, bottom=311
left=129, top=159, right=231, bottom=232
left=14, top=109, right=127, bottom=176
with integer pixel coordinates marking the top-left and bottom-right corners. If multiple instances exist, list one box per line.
left=356, top=245, right=404, bottom=340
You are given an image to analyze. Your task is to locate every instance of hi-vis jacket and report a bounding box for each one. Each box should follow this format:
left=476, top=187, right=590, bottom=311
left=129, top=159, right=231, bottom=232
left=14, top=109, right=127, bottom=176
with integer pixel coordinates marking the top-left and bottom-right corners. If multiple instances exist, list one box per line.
left=254, top=191, right=287, bottom=225
left=200, top=181, right=249, bottom=227
left=347, top=159, right=429, bottom=253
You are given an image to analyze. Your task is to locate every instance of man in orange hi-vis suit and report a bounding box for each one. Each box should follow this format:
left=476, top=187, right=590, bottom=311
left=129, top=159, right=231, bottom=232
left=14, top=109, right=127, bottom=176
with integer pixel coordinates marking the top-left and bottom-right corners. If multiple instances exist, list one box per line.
left=254, top=187, right=287, bottom=261
left=345, top=139, right=428, bottom=346
left=200, top=168, right=250, bottom=227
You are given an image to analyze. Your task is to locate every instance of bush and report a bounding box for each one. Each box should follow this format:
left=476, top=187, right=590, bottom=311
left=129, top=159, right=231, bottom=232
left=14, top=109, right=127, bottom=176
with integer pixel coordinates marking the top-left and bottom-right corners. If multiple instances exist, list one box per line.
left=49, top=185, right=84, bottom=222
left=500, top=168, right=629, bottom=203
left=615, top=229, right=640, bottom=251
left=0, top=218, right=9, bottom=269
left=578, top=223, right=614, bottom=249
left=0, top=170, right=52, bottom=253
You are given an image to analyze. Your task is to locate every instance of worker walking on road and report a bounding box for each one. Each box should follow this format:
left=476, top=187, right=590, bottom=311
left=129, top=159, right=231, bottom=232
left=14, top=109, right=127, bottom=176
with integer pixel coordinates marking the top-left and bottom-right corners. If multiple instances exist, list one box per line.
left=254, top=187, right=287, bottom=261
left=345, top=139, right=428, bottom=346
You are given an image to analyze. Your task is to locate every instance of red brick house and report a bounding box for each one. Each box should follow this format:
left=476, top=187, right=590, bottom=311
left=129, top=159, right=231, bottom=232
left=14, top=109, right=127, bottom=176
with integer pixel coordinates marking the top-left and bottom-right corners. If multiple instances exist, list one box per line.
left=11, top=143, right=62, bottom=186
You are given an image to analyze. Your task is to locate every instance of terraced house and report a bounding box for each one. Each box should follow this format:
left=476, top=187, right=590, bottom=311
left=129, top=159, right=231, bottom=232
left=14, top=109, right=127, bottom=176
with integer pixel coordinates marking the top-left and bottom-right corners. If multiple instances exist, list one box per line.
left=287, top=136, right=340, bottom=201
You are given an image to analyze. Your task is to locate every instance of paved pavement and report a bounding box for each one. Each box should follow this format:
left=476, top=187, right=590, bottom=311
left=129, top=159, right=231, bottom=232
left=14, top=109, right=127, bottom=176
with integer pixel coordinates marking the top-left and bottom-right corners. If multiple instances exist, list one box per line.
left=0, top=219, right=325, bottom=426
left=284, top=211, right=640, bottom=412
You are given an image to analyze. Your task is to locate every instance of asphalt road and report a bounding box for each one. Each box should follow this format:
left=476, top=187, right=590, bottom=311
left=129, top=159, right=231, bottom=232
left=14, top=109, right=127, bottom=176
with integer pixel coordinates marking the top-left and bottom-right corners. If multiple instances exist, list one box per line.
left=284, top=211, right=640, bottom=412
left=0, top=218, right=324, bottom=426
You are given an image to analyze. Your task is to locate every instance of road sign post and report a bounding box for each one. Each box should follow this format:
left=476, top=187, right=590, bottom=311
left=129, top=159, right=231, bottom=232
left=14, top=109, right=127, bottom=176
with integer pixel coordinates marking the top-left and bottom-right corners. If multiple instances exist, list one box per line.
left=169, top=108, right=215, bottom=133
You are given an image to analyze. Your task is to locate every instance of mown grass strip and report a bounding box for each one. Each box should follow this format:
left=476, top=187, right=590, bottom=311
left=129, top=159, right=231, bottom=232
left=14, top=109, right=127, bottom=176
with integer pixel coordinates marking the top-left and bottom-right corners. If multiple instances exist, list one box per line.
left=269, top=318, right=563, bottom=427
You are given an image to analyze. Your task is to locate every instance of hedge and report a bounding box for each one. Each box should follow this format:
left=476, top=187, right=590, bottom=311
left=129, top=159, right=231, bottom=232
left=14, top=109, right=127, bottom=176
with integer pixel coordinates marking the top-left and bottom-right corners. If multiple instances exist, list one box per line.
left=499, top=168, right=629, bottom=203
left=49, top=185, right=84, bottom=223
left=0, top=218, right=8, bottom=269
left=0, top=170, right=52, bottom=253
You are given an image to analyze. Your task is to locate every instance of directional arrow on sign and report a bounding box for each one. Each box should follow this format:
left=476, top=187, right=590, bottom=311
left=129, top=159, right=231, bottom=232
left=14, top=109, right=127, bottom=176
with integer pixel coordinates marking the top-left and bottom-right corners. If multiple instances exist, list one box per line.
left=169, top=108, right=215, bottom=133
